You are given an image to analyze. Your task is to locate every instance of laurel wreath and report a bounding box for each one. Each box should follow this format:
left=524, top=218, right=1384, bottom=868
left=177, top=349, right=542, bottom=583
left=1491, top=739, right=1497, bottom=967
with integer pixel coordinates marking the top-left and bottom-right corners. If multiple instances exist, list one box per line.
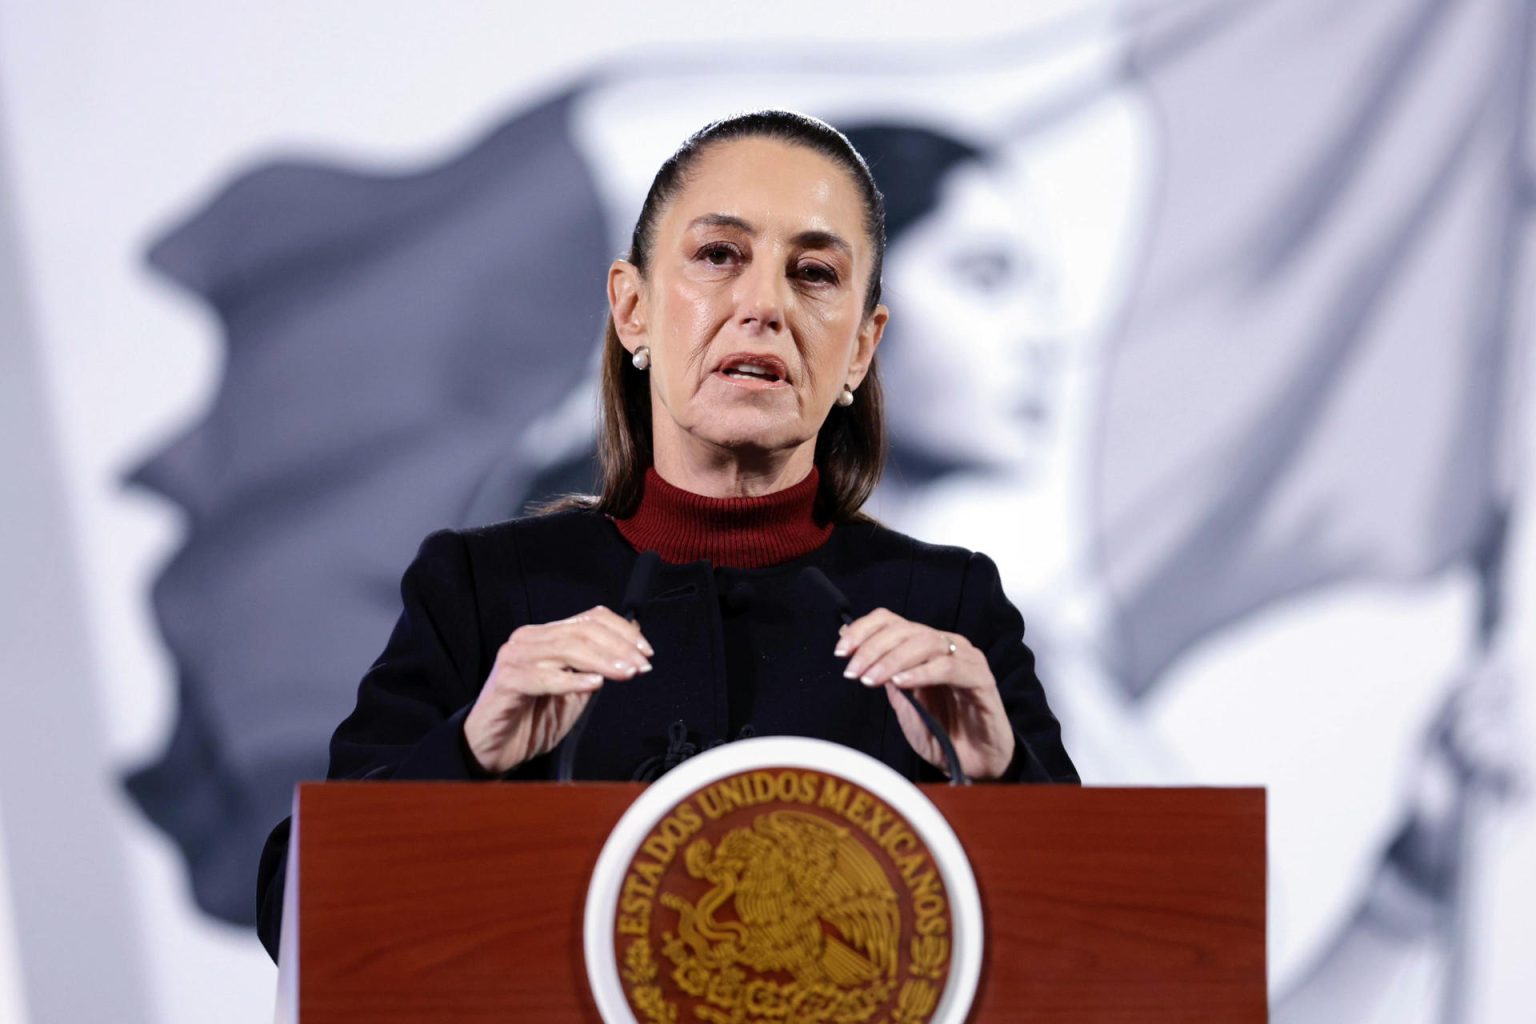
left=621, top=938, right=677, bottom=1024
left=616, top=932, right=950, bottom=1024
left=908, top=935, right=948, bottom=981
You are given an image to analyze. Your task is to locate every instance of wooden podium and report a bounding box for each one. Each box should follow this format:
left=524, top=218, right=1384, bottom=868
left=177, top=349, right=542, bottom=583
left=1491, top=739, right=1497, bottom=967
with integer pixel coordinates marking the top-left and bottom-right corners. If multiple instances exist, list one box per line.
left=275, top=783, right=1265, bottom=1023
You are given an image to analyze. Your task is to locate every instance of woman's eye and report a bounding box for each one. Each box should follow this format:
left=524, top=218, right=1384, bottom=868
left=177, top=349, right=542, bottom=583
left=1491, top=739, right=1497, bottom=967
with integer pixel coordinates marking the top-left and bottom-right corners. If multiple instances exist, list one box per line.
left=796, top=263, right=838, bottom=285
left=698, top=243, right=739, bottom=267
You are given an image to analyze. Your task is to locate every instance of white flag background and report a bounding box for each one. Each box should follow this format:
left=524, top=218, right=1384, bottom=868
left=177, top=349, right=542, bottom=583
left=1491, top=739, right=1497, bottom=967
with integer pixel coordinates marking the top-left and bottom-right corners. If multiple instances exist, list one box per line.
left=1, top=2, right=1532, bottom=1022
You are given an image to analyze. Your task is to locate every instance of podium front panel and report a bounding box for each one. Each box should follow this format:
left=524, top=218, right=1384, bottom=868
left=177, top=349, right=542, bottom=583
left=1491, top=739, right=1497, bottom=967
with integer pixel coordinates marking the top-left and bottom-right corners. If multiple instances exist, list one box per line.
left=294, top=783, right=1264, bottom=1022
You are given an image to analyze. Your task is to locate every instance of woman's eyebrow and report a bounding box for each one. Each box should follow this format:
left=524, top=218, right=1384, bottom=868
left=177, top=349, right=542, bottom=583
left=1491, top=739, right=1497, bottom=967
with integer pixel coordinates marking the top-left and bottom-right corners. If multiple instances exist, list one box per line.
left=792, top=230, right=851, bottom=257
left=686, top=214, right=851, bottom=257
left=688, top=213, right=753, bottom=233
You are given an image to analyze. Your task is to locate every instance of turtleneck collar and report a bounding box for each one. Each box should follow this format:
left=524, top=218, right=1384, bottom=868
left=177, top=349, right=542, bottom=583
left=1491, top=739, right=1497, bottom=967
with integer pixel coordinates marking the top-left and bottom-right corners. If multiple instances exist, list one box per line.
left=612, top=466, right=833, bottom=568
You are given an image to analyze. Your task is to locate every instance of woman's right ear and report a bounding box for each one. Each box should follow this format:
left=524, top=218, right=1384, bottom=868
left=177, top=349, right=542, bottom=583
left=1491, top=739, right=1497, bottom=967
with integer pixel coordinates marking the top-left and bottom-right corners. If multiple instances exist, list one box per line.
left=608, top=259, right=646, bottom=348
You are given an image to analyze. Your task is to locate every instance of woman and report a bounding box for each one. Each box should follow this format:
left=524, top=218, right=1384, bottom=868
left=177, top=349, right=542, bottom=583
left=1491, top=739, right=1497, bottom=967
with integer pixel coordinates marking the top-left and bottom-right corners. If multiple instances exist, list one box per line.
left=255, top=110, right=1077, bottom=960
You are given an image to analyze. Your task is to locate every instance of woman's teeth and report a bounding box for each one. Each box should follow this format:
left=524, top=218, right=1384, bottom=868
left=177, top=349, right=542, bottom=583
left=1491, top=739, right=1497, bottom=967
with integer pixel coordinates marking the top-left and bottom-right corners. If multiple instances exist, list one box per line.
left=725, top=366, right=778, bottom=381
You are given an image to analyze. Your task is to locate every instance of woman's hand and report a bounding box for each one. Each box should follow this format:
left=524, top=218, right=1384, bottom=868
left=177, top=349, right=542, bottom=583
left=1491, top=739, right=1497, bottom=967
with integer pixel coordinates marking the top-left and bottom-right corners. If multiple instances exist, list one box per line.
left=835, top=609, right=1016, bottom=780
left=463, top=606, right=653, bottom=774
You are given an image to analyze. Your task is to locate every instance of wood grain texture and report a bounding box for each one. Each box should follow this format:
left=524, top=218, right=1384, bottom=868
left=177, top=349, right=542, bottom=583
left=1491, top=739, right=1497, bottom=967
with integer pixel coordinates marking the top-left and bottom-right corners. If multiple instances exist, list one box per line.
left=296, top=784, right=1264, bottom=1023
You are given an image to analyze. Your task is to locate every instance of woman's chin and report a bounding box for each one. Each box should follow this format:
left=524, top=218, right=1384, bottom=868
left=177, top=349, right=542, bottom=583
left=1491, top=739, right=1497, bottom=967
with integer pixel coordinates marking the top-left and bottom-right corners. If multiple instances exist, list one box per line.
left=690, top=419, right=811, bottom=460
left=682, top=397, right=804, bottom=446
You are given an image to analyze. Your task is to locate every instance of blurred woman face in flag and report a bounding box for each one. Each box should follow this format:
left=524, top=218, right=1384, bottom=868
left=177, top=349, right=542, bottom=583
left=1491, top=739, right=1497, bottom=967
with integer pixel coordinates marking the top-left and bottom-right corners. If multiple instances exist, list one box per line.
left=879, top=156, right=1062, bottom=472
left=610, top=136, right=886, bottom=465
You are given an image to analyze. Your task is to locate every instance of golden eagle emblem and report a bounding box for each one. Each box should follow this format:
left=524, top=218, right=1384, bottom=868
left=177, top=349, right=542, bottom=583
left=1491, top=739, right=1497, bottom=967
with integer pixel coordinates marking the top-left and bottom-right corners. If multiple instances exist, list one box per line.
left=611, top=769, right=953, bottom=1024
left=663, top=810, right=900, bottom=990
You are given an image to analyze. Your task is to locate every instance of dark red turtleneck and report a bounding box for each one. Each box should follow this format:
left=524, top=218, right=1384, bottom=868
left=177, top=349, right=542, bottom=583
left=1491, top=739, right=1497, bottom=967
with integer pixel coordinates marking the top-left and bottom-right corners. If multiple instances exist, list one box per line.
left=612, top=466, right=833, bottom=568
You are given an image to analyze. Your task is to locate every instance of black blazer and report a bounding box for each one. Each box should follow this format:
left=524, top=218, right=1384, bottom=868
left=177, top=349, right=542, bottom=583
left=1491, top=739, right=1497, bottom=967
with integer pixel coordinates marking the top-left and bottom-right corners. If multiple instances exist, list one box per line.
left=256, top=509, right=1078, bottom=959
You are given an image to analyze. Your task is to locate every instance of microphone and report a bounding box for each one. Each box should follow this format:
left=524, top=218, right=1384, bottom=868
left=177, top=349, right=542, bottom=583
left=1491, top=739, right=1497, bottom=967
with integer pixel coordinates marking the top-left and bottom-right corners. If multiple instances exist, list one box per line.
left=556, top=551, right=660, bottom=782
left=800, top=567, right=852, bottom=621
left=620, top=551, right=662, bottom=620
left=798, top=568, right=968, bottom=785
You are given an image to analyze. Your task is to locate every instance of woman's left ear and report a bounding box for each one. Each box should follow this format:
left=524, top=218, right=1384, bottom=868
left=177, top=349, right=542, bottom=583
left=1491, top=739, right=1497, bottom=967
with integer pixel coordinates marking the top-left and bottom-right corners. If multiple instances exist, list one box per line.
left=847, top=304, right=889, bottom=389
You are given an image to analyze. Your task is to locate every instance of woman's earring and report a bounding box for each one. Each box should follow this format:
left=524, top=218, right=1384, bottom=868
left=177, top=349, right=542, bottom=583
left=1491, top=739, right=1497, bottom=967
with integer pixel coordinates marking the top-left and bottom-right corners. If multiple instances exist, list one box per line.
left=631, top=346, right=651, bottom=371
left=837, top=385, right=855, bottom=407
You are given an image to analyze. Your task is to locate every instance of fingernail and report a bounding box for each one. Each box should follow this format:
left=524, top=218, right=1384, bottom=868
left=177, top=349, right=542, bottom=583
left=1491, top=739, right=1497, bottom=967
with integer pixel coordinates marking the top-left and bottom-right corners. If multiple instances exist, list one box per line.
left=891, top=673, right=906, bottom=685
left=616, top=661, right=636, bottom=677
left=638, top=662, right=652, bottom=673
left=637, top=638, right=654, bottom=656
left=843, top=667, right=857, bottom=679
left=860, top=674, right=876, bottom=686
left=833, top=645, right=849, bottom=657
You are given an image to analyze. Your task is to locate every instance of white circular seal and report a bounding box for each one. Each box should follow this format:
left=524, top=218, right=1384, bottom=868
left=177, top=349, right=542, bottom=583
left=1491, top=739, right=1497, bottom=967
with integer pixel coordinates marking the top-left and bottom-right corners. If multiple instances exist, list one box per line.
left=584, top=736, right=983, bottom=1024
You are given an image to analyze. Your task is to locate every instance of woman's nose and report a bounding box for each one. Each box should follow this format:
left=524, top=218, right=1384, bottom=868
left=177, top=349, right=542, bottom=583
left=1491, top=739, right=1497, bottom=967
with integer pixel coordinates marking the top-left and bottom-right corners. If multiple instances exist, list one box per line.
left=735, top=261, right=785, bottom=334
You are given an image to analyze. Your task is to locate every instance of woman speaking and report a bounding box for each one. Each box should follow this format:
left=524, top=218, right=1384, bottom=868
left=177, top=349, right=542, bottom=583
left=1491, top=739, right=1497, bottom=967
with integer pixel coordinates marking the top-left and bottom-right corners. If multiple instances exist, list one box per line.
left=256, top=110, right=1077, bottom=959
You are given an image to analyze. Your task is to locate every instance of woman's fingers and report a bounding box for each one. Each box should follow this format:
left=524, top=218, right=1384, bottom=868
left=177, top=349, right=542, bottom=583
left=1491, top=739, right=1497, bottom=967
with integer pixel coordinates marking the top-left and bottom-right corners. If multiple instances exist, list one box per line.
left=835, top=608, right=898, bottom=656
left=520, top=668, right=605, bottom=696
left=507, top=609, right=653, bottom=679
left=564, top=605, right=654, bottom=657
left=858, top=632, right=959, bottom=687
left=891, top=636, right=985, bottom=689
left=527, top=629, right=650, bottom=679
left=843, top=629, right=916, bottom=684
left=566, top=606, right=654, bottom=665
left=495, top=668, right=606, bottom=701
left=837, top=608, right=983, bottom=688
left=839, top=610, right=964, bottom=686
left=838, top=610, right=911, bottom=681
left=886, top=654, right=968, bottom=689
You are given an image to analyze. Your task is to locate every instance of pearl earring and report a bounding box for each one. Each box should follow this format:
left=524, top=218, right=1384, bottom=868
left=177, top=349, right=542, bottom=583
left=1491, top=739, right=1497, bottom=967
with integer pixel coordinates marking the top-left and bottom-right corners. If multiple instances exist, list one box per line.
left=631, top=346, right=651, bottom=371
left=837, top=385, right=855, bottom=407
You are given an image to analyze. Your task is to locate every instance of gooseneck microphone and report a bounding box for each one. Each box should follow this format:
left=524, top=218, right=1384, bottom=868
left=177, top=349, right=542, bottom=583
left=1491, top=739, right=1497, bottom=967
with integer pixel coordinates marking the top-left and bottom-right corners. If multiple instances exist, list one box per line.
left=555, top=551, right=661, bottom=782
left=799, top=567, right=969, bottom=786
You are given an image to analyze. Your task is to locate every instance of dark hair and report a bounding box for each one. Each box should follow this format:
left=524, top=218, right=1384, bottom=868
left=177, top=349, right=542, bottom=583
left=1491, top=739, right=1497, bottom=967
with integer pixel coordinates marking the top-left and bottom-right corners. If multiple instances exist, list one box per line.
left=590, top=110, right=890, bottom=521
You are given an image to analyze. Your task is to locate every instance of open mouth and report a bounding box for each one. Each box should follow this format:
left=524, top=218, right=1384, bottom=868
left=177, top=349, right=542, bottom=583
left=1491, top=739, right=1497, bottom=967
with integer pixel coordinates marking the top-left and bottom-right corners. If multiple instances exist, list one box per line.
left=722, top=365, right=781, bottom=383
left=715, top=354, right=790, bottom=389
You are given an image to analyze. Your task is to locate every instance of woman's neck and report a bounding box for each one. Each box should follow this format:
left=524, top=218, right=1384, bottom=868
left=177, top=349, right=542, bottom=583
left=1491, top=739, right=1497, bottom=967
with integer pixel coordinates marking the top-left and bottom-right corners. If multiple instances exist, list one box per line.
left=650, top=434, right=817, bottom=499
